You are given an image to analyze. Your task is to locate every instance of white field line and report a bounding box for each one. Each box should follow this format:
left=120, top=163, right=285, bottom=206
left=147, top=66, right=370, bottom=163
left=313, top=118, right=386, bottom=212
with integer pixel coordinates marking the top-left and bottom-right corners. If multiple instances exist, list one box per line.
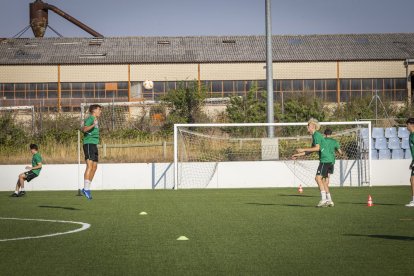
left=0, top=217, right=91, bottom=242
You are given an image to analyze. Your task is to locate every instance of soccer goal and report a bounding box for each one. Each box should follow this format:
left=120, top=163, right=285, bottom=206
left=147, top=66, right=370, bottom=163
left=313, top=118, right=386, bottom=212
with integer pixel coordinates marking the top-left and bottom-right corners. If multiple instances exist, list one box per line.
left=174, top=121, right=371, bottom=189
left=0, top=105, right=35, bottom=133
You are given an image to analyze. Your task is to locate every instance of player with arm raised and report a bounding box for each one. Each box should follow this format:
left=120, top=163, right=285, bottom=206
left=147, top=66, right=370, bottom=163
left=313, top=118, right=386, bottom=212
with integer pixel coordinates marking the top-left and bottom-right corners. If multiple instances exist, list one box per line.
left=81, top=104, right=102, bottom=200
left=292, top=118, right=331, bottom=207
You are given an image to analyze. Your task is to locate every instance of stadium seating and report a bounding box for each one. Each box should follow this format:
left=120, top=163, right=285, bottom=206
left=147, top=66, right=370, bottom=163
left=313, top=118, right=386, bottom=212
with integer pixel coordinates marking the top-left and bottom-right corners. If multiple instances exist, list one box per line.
left=398, top=127, right=409, bottom=138
left=391, top=149, right=404, bottom=159
left=387, top=137, right=401, bottom=150
left=401, top=137, right=410, bottom=149
left=372, top=127, right=384, bottom=138
left=371, top=150, right=378, bottom=160
left=362, top=138, right=369, bottom=150
left=405, top=149, right=412, bottom=159
left=378, top=149, right=391, bottom=160
left=360, top=128, right=369, bottom=139
left=384, top=127, right=397, bottom=138
left=374, top=137, right=387, bottom=150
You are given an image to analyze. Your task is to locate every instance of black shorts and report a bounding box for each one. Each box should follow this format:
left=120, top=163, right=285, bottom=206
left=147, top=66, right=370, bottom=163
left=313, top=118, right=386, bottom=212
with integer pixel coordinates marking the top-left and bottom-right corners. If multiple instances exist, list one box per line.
left=24, top=170, right=38, bottom=182
left=316, top=162, right=333, bottom=178
left=83, top=144, right=99, bottom=162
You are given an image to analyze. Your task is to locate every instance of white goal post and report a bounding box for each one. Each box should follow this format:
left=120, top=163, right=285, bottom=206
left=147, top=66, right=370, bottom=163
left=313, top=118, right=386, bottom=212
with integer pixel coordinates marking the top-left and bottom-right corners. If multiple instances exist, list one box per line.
left=0, top=105, right=35, bottom=133
left=174, top=121, right=372, bottom=189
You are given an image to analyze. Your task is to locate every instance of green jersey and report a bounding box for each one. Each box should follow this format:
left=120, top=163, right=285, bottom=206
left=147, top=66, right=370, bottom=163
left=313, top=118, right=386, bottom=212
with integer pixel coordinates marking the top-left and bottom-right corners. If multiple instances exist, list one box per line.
left=312, top=131, right=330, bottom=163
left=31, top=152, right=42, bottom=176
left=83, top=115, right=99, bottom=145
left=324, top=137, right=340, bottom=164
left=410, top=132, right=414, bottom=162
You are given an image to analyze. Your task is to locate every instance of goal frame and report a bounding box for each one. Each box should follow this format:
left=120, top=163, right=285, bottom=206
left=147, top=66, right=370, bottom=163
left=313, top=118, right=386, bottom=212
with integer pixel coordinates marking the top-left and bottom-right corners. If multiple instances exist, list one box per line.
left=0, top=105, right=35, bottom=133
left=173, top=121, right=372, bottom=189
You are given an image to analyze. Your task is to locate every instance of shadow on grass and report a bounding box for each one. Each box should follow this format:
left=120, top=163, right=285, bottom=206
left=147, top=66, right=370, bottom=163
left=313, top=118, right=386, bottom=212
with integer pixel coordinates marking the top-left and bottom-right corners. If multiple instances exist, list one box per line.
left=344, top=234, right=414, bottom=241
left=339, top=202, right=399, bottom=206
left=245, top=202, right=312, bottom=208
left=279, top=194, right=317, bottom=198
left=39, top=205, right=80, bottom=211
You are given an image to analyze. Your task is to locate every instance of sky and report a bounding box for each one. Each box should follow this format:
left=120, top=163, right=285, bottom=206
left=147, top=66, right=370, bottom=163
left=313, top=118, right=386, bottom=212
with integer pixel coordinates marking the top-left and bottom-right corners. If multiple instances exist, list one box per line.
left=1, top=0, right=413, bottom=38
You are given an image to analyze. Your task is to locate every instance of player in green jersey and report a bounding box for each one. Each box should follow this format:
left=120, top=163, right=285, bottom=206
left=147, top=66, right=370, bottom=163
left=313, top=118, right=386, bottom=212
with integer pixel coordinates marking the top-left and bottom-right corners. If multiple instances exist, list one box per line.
left=292, top=118, right=332, bottom=207
left=11, top=144, right=42, bottom=197
left=82, top=104, right=102, bottom=200
left=322, top=128, right=342, bottom=207
left=405, top=118, right=414, bottom=207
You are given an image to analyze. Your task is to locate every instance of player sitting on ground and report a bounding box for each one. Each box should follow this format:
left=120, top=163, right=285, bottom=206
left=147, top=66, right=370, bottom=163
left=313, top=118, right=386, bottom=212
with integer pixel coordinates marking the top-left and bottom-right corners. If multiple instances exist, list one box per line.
left=292, top=118, right=333, bottom=207
left=11, top=144, right=42, bottom=197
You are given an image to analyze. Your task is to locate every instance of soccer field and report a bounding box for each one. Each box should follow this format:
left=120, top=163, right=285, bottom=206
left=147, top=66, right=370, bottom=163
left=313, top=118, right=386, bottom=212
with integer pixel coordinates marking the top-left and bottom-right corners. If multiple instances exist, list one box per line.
left=0, top=187, right=413, bottom=275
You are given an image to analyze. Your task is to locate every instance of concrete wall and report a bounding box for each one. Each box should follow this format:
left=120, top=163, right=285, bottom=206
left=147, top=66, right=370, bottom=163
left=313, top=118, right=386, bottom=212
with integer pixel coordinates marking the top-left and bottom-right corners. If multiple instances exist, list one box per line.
left=0, top=159, right=409, bottom=192
left=0, top=61, right=407, bottom=83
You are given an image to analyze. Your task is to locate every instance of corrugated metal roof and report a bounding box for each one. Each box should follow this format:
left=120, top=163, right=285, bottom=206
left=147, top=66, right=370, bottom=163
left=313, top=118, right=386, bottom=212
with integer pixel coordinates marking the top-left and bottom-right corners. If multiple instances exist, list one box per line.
left=0, top=33, right=413, bottom=65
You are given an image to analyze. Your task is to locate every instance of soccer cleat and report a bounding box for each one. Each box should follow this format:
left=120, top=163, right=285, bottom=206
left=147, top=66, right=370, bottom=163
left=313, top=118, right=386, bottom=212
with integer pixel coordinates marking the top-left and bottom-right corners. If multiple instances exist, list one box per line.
left=326, top=200, right=335, bottom=207
left=10, top=192, right=19, bottom=197
left=82, top=188, right=92, bottom=200
left=18, top=191, right=26, bottom=196
left=316, top=200, right=328, bottom=207
left=405, top=201, right=414, bottom=207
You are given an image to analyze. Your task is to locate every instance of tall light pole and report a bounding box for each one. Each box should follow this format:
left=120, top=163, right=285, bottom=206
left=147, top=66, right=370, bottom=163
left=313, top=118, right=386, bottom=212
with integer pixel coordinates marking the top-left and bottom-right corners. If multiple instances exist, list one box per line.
left=265, top=0, right=274, bottom=137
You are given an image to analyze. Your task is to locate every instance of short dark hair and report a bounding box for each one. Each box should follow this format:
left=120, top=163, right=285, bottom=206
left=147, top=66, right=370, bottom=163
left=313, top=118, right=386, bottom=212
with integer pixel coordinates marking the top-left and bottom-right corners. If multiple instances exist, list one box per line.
left=406, top=118, right=414, bottom=125
left=89, top=104, right=102, bottom=113
left=30, top=144, right=38, bottom=150
left=324, top=128, right=332, bottom=136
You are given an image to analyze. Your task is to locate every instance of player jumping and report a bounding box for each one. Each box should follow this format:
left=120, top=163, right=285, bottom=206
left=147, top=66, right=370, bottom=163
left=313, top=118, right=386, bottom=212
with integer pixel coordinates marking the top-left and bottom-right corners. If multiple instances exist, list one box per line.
left=82, top=104, right=102, bottom=200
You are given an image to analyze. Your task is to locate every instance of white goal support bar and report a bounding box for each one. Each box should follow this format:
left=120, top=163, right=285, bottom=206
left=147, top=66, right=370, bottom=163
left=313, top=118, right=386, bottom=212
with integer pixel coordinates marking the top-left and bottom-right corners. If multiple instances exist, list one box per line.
left=173, top=121, right=372, bottom=189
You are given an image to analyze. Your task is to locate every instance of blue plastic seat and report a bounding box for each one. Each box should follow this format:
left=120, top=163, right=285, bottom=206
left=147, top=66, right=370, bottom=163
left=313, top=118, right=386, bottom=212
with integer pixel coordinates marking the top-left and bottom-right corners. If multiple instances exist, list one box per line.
left=391, top=149, right=404, bottom=159
left=378, top=149, right=391, bottom=160
left=362, top=138, right=369, bottom=150
left=405, top=149, right=412, bottom=159
left=371, top=138, right=375, bottom=149
left=372, top=127, right=384, bottom=139
left=387, top=137, right=401, bottom=150
left=374, top=137, right=387, bottom=150
left=371, top=150, right=378, bottom=160
left=360, top=128, right=369, bottom=139
left=385, top=127, right=397, bottom=138
left=398, top=127, right=409, bottom=138
left=401, top=137, right=410, bottom=149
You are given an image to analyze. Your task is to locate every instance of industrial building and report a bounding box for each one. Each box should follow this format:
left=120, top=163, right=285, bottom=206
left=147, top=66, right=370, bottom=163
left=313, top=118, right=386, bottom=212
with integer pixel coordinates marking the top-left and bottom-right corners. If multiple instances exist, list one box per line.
left=0, top=33, right=413, bottom=111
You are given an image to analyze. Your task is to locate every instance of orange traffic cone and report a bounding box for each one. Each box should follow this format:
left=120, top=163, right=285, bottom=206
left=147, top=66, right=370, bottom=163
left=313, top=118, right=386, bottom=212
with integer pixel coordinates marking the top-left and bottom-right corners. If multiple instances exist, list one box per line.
left=367, top=195, right=373, bottom=207
left=298, top=184, right=303, bottom=194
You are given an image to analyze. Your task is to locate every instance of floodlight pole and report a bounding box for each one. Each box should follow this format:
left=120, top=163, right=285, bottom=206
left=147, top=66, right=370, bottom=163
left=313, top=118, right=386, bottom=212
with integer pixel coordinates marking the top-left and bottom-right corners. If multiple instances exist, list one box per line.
left=265, top=0, right=274, bottom=137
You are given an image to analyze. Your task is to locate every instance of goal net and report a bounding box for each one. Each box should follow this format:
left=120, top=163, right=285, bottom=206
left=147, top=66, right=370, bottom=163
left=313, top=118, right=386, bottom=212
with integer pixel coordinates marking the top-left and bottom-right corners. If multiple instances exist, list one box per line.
left=174, top=122, right=371, bottom=189
left=0, top=106, right=35, bottom=134
left=79, top=101, right=169, bottom=159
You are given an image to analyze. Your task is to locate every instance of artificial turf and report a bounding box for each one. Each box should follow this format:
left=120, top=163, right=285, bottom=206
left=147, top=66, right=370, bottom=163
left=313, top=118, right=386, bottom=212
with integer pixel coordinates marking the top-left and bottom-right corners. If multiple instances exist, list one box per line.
left=0, top=186, right=413, bottom=275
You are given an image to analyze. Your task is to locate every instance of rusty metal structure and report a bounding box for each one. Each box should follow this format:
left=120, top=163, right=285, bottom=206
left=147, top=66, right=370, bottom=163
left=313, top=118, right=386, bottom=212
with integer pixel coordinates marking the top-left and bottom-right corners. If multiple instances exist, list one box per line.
left=30, top=0, right=103, bottom=37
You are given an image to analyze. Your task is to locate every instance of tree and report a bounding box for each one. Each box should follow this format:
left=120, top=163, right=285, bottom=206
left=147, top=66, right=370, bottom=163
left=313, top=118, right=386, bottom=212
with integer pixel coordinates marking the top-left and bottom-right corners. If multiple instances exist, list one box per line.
left=162, top=80, right=209, bottom=131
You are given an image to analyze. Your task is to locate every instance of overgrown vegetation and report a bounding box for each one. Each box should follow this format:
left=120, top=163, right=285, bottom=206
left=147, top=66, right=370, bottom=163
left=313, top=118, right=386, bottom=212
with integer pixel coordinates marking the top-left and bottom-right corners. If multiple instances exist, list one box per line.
left=1, top=83, right=412, bottom=164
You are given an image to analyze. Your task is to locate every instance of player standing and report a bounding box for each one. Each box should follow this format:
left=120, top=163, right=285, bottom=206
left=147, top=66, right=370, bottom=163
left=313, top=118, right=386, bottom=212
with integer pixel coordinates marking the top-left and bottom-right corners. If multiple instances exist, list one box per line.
left=82, top=104, right=102, bottom=200
left=10, top=144, right=42, bottom=197
left=292, top=118, right=332, bottom=207
left=405, top=118, right=414, bottom=207
left=321, top=128, right=342, bottom=207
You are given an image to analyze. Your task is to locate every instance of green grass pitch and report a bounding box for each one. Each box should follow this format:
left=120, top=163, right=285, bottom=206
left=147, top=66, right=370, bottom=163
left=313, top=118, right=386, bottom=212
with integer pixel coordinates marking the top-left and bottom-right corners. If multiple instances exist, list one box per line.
left=0, top=187, right=413, bottom=275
